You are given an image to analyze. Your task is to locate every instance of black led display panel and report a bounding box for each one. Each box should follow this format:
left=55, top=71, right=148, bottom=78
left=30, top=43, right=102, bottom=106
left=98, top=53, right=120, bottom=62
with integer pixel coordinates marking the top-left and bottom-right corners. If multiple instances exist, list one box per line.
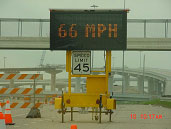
left=50, top=9, right=127, bottom=50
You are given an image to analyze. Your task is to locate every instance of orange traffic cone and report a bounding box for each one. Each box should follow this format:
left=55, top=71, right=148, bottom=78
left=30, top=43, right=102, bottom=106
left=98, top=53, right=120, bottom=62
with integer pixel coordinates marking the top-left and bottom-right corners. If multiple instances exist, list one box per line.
left=0, top=102, right=4, bottom=119
left=71, top=125, right=77, bottom=129
left=4, top=100, right=15, bottom=125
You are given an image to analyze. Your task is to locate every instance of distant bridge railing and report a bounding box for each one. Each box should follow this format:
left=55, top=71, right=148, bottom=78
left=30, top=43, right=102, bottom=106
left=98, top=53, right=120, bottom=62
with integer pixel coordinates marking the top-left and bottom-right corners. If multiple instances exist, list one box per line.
left=113, top=67, right=167, bottom=82
left=0, top=18, right=171, bottom=38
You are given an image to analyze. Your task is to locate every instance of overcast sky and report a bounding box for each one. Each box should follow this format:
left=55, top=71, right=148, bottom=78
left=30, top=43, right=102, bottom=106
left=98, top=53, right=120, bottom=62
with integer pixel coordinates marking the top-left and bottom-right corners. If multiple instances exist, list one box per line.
left=1, top=0, right=171, bottom=19
left=0, top=0, right=171, bottom=78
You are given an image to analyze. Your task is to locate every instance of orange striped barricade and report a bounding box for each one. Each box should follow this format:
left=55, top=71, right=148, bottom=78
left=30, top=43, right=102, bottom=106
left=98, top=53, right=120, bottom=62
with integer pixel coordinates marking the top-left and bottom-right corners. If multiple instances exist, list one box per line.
left=0, top=74, right=43, bottom=80
left=0, top=74, right=44, bottom=109
left=1, top=102, right=43, bottom=109
left=0, top=88, right=43, bottom=95
left=0, top=88, right=43, bottom=109
left=0, top=73, right=43, bottom=98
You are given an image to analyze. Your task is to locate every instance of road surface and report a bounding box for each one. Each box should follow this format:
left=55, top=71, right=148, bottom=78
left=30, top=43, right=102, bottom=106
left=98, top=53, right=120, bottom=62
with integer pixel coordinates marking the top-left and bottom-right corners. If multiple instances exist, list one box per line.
left=4, top=104, right=171, bottom=129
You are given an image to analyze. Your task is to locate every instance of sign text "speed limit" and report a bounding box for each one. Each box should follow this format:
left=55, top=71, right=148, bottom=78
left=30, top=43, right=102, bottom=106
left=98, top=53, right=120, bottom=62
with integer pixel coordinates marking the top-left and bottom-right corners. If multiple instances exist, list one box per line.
left=72, top=51, right=91, bottom=75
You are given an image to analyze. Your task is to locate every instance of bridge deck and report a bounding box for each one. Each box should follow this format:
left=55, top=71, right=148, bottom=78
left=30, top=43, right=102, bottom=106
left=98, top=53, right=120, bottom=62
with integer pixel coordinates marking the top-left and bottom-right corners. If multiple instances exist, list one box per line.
left=0, top=37, right=171, bottom=50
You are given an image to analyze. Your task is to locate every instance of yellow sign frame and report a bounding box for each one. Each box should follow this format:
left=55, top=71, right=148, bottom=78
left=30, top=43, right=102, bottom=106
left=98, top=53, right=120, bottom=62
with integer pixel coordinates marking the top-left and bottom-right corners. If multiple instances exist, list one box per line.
left=65, top=50, right=112, bottom=108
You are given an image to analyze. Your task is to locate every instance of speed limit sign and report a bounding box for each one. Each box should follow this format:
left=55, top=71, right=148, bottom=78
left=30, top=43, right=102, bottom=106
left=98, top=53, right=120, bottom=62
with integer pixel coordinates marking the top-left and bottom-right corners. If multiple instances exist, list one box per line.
left=72, top=51, right=91, bottom=75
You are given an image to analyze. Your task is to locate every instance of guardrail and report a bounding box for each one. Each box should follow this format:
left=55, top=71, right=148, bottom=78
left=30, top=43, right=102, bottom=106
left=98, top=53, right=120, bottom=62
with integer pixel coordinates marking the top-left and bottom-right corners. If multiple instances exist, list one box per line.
left=113, top=67, right=167, bottom=81
left=0, top=18, right=170, bottom=38
left=128, top=19, right=171, bottom=38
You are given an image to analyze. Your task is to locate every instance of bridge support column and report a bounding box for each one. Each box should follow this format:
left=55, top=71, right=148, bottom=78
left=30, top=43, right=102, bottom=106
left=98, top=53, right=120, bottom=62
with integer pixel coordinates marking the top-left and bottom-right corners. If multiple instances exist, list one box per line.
left=157, top=82, right=162, bottom=96
left=153, top=80, right=162, bottom=96
left=51, top=72, right=56, bottom=91
left=148, top=78, right=155, bottom=95
left=154, top=80, right=159, bottom=95
left=74, top=77, right=81, bottom=93
left=9, top=79, right=14, bottom=88
left=122, top=74, right=130, bottom=93
left=163, top=79, right=171, bottom=96
left=124, top=74, right=130, bottom=90
left=137, top=76, right=144, bottom=94
left=148, top=78, right=162, bottom=96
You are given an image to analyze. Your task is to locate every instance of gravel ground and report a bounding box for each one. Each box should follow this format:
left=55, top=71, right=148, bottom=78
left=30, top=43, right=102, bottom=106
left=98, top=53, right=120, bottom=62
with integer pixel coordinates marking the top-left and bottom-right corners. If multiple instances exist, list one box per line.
left=4, top=104, right=171, bottom=129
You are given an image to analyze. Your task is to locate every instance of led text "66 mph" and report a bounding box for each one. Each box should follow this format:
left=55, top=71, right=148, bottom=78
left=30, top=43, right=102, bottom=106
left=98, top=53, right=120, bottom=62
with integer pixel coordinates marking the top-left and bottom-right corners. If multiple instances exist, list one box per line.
left=58, top=24, right=118, bottom=38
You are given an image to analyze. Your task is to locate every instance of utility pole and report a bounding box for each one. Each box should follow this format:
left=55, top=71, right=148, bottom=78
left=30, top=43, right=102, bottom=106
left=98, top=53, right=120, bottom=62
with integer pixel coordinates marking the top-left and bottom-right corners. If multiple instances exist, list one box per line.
left=90, top=4, right=98, bottom=70
left=140, top=51, right=142, bottom=68
left=33, top=74, right=36, bottom=107
left=122, top=51, right=125, bottom=94
left=142, top=54, right=146, bottom=94
left=4, top=57, right=7, bottom=68
left=124, top=0, right=126, bottom=9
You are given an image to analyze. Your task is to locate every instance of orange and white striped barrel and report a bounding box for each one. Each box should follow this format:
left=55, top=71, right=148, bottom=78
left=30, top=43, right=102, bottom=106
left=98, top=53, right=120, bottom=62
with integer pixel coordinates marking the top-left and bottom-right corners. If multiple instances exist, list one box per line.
left=0, top=74, right=43, bottom=80
left=0, top=88, right=43, bottom=95
left=5, top=100, right=11, bottom=115
left=4, top=100, right=14, bottom=125
left=1, top=102, right=43, bottom=108
left=49, top=94, right=57, bottom=104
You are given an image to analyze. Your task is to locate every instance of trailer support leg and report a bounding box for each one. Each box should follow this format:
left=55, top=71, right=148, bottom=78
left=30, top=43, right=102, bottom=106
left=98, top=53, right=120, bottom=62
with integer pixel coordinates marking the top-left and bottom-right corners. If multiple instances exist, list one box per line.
left=71, top=107, right=73, bottom=121
left=62, top=91, right=64, bottom=123
left=99, top=95, right=102, bottom=123
left=109, top=109, right=112, bottom=122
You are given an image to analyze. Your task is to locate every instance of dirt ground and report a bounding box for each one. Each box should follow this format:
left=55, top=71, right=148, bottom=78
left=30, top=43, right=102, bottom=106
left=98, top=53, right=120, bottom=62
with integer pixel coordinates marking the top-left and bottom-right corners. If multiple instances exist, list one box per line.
left=4, top=104, right=171, bottom=129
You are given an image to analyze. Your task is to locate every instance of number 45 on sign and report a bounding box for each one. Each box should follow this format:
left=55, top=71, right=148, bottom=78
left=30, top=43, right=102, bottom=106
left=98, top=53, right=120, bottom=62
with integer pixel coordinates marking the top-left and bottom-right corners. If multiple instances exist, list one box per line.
left=72, top=51, right=91, bottom=75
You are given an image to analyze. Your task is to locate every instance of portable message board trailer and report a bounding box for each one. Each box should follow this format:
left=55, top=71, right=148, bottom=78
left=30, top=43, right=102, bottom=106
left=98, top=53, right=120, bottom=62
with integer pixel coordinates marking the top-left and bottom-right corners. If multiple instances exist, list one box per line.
left=50, top=9, right=128, bottom=123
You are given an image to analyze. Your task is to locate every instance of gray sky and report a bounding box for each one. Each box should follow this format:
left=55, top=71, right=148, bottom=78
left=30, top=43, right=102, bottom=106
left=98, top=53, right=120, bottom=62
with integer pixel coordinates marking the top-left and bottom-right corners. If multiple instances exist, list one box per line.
left=0, top=0, right=171, bottom=78
left=1, top=0, right=171, bottom=19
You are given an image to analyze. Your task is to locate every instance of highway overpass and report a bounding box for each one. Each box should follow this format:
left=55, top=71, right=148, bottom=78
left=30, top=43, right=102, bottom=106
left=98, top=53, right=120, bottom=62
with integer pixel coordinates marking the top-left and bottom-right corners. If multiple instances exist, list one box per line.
left=112, top=67, right=171, bottom=96
left=0, top=66, right=171, bottom=96
left=0, top=19, right=171, bottom=50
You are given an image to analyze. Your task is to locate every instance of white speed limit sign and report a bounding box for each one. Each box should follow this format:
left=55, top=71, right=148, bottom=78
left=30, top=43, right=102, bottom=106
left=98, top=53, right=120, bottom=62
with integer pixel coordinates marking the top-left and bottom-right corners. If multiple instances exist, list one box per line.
left=72, top=51, right=91, bottom=75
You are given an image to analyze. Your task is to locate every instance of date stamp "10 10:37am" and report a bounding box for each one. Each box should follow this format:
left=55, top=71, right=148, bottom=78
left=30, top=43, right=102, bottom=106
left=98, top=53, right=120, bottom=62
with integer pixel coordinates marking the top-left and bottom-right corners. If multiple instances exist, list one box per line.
left=130, top=114, right=162, bottom=119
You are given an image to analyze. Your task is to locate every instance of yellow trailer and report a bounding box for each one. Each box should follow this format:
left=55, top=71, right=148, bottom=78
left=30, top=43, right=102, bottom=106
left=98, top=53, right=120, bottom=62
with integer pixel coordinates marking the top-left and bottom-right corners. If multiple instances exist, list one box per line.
left=55, top=50, right=116, bottom=123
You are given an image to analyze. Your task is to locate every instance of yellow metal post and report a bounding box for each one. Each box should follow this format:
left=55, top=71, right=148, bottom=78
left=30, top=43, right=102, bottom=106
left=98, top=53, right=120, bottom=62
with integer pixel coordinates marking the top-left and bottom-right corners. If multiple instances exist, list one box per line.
left=106, top=51, right=111, bottom=72
left=105, top=51, right=109, bottom=95
left=108, top=51, right=111, bottom=73
left=66, top=51, right=69, bottom=72
left=66, top=51, right=72, bottom=94
left=103, top=51, right=111, bottom=95
left=68, top=72, right=71, bottom=94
